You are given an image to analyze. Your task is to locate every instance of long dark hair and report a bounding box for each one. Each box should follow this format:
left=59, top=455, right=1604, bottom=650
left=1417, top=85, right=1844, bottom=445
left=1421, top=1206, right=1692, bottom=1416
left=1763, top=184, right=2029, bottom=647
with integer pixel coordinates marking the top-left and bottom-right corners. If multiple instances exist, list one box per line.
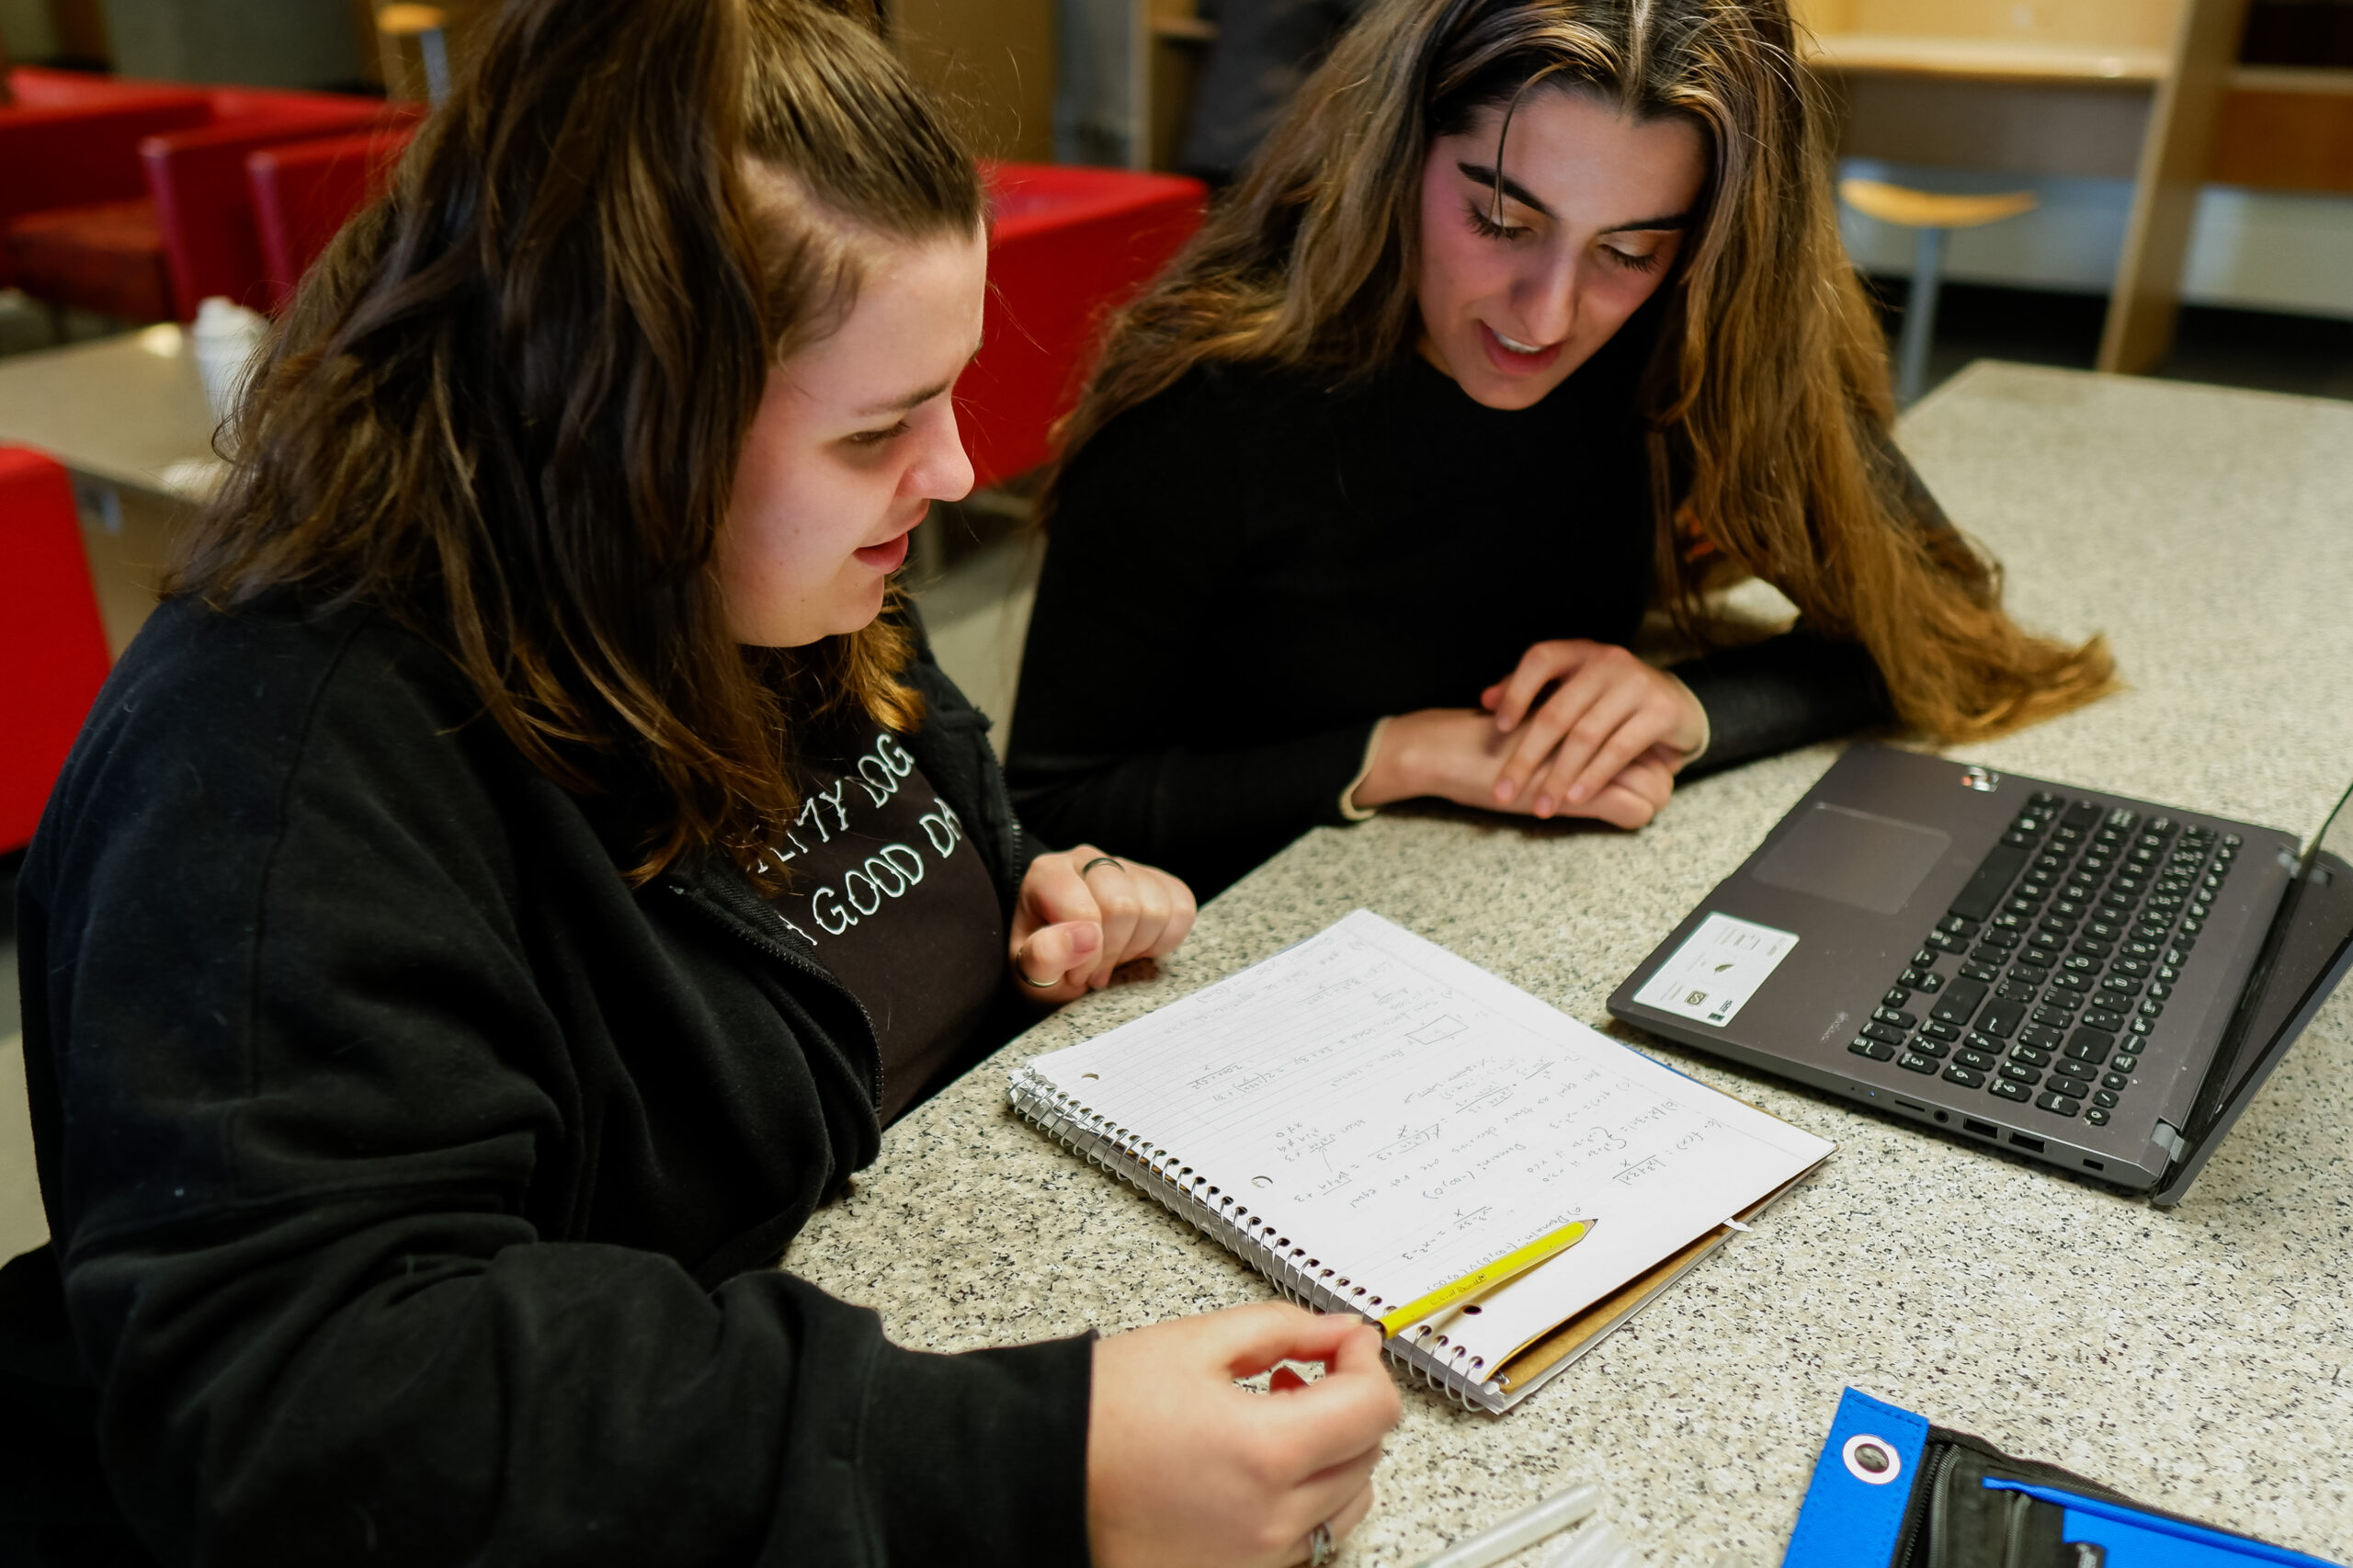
left=166, top=0, right=982, bottom=887
left=1050, top=0, right=2113, bottom=743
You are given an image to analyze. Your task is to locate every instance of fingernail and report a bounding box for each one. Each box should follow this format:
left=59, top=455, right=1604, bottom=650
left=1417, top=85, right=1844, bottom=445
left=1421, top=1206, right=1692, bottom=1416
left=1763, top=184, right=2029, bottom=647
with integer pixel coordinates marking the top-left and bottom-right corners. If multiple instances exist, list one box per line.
left=1534, top=796, right=1553, bottom=817
left=1566, top=783, right=1587, bottom=803
left=1495, top=778, right=1517, bottom=803
left=1071, top=924, right=1101, bottom=954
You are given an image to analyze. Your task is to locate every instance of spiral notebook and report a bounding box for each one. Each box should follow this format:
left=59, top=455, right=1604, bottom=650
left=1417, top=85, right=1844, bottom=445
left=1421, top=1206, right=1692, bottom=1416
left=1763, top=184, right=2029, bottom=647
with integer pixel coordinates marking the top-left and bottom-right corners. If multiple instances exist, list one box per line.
left=1009, top=910, right=1835, bottom=1413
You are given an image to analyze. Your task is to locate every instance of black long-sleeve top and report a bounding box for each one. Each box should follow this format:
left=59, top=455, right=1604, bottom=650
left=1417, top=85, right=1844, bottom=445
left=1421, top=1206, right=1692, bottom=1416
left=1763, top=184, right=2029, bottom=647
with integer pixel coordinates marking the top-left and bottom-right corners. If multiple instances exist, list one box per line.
left=2, top=596, right=1090, bottom=1567
left=1006, top=324, right=1903, bottom=898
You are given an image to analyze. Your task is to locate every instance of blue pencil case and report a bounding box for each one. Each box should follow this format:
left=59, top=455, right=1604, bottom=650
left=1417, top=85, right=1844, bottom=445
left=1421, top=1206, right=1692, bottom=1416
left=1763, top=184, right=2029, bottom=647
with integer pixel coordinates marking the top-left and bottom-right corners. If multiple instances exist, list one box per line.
left=1781, top=1387, right=2346, bottom=1568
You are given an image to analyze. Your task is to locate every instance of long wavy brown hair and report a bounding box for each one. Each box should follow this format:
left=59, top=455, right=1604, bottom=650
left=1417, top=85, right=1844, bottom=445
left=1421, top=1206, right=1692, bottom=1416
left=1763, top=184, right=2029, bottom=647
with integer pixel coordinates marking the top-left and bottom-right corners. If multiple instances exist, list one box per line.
left=1051, top=0, right=2113, bottom=741
left=165, top=0, right=981, bottom=888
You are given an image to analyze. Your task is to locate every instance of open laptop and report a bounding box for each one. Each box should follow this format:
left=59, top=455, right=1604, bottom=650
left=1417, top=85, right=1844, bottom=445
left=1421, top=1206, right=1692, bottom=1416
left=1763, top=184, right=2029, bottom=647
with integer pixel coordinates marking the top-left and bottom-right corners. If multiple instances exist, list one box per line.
left=1607, top=744, right=2353, bottom=1205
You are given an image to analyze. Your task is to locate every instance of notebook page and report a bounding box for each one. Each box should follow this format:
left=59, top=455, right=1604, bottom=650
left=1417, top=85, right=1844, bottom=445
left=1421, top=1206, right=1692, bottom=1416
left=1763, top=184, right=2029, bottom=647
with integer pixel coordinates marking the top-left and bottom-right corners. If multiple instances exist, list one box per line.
left=1020, top=910, right=1833, bottom=1374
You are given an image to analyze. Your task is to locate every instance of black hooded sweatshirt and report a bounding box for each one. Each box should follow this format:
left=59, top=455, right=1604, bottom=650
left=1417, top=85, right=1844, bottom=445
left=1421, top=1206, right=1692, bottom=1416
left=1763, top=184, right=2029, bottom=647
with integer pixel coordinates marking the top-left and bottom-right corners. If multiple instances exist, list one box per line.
left=2, top=595, right=1091, bottom=1567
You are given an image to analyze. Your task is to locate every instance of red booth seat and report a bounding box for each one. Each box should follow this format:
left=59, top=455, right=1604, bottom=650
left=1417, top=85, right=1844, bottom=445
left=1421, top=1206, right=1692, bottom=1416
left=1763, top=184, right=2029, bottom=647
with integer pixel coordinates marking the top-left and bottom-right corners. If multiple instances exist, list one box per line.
left=0, top=87, right=210, bottom=291
left=0, top=446, right=112, bottom=854
left=962, top=162, right=1206, bottom=489
left=144, top=99, right=417, bottom=317
left=0, top=68, right=406, bottom=322
left=248, top=126, right=418, bottom=311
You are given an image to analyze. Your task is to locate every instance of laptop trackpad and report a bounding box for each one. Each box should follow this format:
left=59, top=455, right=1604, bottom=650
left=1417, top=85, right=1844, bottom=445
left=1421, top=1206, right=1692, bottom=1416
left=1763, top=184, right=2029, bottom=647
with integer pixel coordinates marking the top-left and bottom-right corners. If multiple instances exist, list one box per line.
left=1750, top=802, right=1952, bottom=915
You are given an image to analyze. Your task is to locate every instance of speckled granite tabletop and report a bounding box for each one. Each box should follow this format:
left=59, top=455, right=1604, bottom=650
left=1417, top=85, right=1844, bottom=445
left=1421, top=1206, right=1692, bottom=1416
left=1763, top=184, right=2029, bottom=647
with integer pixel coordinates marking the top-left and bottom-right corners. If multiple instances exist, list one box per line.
left=786, top=363, right=2353, bottom=1566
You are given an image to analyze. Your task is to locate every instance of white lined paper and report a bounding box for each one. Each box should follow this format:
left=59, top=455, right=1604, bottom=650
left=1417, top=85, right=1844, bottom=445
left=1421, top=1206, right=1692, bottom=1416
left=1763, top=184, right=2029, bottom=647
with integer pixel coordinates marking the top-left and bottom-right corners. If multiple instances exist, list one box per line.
left=1017, top=912, right=1833, bottom=1373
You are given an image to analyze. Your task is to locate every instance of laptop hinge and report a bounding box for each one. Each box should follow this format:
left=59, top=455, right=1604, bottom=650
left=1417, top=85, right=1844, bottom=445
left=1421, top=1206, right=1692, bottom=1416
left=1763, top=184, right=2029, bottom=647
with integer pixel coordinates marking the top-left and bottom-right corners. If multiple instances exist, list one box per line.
left=2152, top=1120, right=2188, bottom=1163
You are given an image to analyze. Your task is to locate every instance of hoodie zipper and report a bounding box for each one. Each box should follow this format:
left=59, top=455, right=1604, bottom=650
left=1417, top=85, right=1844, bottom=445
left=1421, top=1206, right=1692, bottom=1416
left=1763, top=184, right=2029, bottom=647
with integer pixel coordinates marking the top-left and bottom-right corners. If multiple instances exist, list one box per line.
left=664, top=877, right=888, bottom=1114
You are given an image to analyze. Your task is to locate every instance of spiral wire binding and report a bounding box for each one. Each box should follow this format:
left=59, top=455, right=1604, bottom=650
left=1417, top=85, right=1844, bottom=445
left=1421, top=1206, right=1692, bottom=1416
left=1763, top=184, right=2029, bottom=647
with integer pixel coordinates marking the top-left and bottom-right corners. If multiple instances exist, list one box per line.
left=1010, top=1069, right=1504, bottom=1412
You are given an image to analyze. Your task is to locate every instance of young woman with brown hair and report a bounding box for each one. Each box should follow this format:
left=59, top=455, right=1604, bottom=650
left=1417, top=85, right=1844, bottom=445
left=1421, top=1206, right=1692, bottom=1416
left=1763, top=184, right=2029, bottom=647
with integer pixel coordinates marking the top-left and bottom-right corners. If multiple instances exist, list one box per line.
left=1007, top=0, right=2116, bottom=898
left=0, top=2, right=1397, bottom=1563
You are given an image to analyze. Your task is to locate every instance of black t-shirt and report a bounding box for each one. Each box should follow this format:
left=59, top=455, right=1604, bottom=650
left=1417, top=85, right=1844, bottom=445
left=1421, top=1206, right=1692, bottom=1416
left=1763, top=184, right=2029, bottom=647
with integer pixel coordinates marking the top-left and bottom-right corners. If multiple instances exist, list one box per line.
left=768, top=722, right=1005, bottom=1121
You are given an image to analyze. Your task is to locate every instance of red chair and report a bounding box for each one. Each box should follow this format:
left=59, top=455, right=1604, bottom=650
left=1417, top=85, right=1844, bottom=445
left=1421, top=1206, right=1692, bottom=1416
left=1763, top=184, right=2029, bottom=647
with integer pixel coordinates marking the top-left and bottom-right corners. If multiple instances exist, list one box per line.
left=247, top=125, right=418, bottom=310
left=962, top=163, right=1207, bottom=489
left=143, top=98, right=416, bottom=317
left=0, top=447, right=112, bottom=854
left=0, top=85, right=210, bottom=312
left=1, top=68, right=404, bottom=325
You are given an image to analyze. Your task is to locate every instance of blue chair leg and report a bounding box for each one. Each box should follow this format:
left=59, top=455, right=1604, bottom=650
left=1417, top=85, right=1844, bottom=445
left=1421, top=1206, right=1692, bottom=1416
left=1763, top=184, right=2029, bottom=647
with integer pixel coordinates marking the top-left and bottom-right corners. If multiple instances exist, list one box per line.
left=1896, top=224, right=1947, bottom=406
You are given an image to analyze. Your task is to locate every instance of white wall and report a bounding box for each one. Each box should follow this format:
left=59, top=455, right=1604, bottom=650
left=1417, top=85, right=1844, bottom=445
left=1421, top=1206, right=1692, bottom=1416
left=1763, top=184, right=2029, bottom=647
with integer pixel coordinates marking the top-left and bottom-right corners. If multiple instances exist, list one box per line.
left=1840, top=158, right=2353, bottom=319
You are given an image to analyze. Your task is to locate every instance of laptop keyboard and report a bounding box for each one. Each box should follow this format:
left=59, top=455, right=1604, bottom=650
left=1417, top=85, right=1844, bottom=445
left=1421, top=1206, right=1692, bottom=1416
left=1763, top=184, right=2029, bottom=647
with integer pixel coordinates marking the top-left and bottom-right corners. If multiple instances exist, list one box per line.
left=1847, top=790, right=2242, bottom=1130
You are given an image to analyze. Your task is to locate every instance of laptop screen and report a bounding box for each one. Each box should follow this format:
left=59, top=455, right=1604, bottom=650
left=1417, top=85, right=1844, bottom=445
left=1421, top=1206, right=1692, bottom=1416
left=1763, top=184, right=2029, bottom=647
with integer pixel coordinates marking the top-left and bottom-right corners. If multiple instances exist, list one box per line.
left=2184, top=778, right=2353, bottom=1144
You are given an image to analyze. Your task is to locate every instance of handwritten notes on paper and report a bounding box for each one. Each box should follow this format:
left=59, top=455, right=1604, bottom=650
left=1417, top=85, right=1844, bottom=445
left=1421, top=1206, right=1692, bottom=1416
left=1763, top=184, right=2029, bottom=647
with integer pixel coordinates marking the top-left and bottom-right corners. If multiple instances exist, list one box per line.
left=1017, top=911, right=1833, bottom=1375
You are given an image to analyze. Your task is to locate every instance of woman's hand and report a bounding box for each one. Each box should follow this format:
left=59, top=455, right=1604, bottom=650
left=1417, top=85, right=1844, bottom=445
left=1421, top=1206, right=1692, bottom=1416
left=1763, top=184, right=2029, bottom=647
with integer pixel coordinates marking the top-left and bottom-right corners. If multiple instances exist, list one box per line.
left=1351, top=709, right=1677, bottom=829
left=1088, top=1304, right=1401, bottom=1568
left=1010, top=846, right=1198, bottom=1000
left=1480, top=640, right=1705, bottom=818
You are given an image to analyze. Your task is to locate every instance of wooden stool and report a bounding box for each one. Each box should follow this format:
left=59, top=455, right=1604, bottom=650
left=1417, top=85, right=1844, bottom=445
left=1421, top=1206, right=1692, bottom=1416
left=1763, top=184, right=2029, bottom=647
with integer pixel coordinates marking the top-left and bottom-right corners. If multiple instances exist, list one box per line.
left=377, top=4, right=453, bottom=106
left=1840, top=179, right=2038, bottom=405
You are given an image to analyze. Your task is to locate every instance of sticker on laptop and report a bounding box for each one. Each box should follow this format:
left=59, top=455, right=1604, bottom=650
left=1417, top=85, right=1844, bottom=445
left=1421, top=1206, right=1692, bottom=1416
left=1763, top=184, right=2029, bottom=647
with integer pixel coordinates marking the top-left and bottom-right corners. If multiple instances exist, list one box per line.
left=1634, top=913, right=1800, bottom=1028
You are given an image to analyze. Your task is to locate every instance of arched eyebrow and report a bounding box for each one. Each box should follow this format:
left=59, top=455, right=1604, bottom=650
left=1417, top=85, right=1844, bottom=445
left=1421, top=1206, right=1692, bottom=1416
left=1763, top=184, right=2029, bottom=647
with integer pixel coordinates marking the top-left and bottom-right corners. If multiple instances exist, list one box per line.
left=1455, top=160, right=1691, bottom=233
left=853, top=337, right=985, bottom=417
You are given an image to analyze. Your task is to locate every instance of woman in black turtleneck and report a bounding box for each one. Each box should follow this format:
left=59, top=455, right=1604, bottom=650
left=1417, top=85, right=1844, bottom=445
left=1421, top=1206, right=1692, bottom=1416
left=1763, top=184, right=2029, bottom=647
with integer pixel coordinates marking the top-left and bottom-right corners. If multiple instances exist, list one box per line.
left=1006, top=0, right=2112, bottom=900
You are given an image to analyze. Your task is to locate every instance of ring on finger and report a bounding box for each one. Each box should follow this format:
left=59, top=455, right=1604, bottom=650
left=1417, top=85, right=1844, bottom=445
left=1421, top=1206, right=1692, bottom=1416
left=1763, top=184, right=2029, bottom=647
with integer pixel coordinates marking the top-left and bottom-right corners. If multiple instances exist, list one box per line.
left=1079, top=856, right=1124, bottom=877
left=1307, top=1520, right=1336, bottom=1568
left=1019, top=971, right=1061, bottom=988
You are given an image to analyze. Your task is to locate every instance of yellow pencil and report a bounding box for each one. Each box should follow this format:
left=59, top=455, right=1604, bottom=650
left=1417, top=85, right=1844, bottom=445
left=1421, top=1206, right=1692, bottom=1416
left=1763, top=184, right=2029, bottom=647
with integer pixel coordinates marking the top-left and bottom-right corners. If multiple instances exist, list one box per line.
left=1376, top=1218, right=1597, bottom=1338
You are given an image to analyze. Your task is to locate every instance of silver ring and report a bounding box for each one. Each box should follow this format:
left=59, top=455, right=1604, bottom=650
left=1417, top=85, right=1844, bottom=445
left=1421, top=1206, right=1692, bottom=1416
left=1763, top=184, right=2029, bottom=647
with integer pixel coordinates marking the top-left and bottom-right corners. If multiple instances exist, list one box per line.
left=1019, top=971, right=1060, bottom=988
left=1079, top=856, right=1124, bottom=877
left=1307, top=1520, right=1336, bottom=1567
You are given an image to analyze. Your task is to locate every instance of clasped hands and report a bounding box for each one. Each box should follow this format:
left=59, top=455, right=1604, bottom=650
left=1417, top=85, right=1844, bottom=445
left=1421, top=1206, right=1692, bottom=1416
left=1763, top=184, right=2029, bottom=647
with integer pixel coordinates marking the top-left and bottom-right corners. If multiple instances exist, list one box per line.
left=1353, top=639, right=1706, bottom=828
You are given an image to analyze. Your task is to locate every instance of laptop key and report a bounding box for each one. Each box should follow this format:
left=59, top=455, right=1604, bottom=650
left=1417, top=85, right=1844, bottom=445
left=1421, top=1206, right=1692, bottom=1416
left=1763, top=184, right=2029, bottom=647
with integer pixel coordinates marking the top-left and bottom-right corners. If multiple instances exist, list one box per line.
left=2062, top=801, right=2103, bottom=831
left=1861, top=1023, right=1907, bottom=1047
left=2086, top=1108, right=2111, bottom=1126
left=2010, top=1045, right=2052, bottom=1067
left=2051, top=1059, right=2096, bottom=1083
left=1961, top=961, right=2001, bottom=983
left=1943, top=1064, right=1986, bottom=1087
left=1998, top=981, right=2040, bottom=1004
left=2035, top=1090, right=2083, bottom=1117
left=1978, top=1000, right=2025, bottom=1038
left=1930, top=979, right=1986, bottom=1024
left=1883, top=987, right=1912, bottom=1009
left=2067, top=1027, right=2115, bottom=1062
left=2029, top=1006, right=2074, bottom=1028
left=2094, top=1089, right=2120, bottom=1108
left=1999, top=1062, right=2040, bottom=1085
left=1911, top=1038, right=1949, bottom=1058
left=1922, top=1020, right=1961, bottom=1042
left=1989, top=1079, right=2032, bottom=1103
left=2109, top=1054, right=2136, bottom=1074
left=1926, top=930, right=1970, bottom=955
left=2102, top=1072, right=2130, bottom=1091
left=2019, top=1023, right=2064, bottom=1051
left=1873, top=1006, right=1917, bottom=1028
left=1897, top=1052, right=1938, bottom=1074
left=1957, top=1048, right=1998, bottom=1072
left=1849, top=1039, right=1896, bottom=1062
left=1950, top=843, right=2031, bottom=922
